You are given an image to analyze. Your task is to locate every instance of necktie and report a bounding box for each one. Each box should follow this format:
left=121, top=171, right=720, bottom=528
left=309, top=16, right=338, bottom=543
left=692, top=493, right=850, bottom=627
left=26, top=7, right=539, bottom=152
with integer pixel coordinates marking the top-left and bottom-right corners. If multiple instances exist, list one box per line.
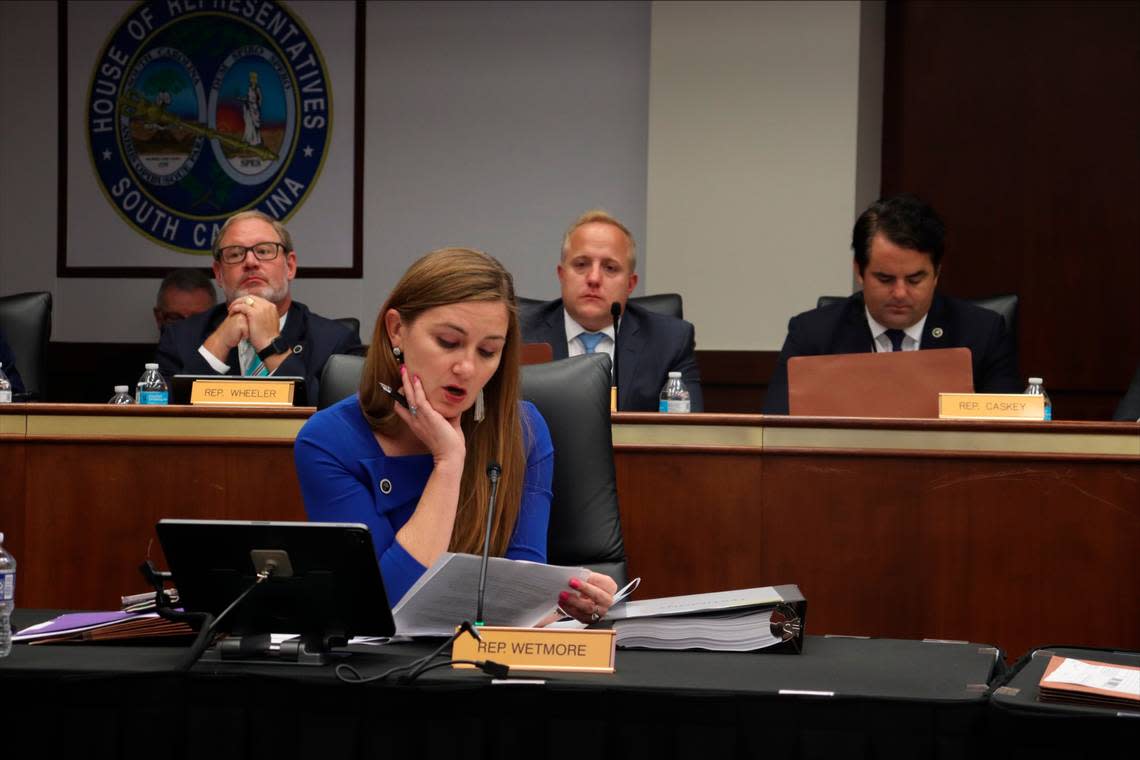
left=243, top=340, right=271, bottom=376
left=578, top=331, right=606, bottom=354
left=885, top=329, right=906, bottom=352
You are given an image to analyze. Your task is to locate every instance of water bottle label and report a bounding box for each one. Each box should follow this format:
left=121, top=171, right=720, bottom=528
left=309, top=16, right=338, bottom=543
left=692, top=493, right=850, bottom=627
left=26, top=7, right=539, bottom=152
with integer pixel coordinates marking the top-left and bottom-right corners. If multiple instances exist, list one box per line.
left=1044, top=406, right=1052, bottom=421
left=658, top=399, right=669, bottom=413
left=139, top=391, right=169, bottom=405
left=0, top=570, right=13, bottom=602
left=0, top=389, right=11, bottom=403
left=666, top=399, right=691, bottom=413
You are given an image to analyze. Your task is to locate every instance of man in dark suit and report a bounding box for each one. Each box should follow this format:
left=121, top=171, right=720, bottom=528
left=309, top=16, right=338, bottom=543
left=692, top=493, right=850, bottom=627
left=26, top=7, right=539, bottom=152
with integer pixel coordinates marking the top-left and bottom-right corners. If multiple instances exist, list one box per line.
left=520, top=210, right=703, bottom=411
left=157, top=210, right=360, bottom=401
left=764, top=193, right=1020, bottom=414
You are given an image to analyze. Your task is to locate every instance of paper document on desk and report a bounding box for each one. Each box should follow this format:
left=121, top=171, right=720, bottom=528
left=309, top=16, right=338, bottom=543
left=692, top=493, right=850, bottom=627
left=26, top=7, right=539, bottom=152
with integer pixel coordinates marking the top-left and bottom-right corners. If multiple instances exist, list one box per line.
left=392, top=552, right=590, bottom=636
left=606, top=586, right=786, bottom=620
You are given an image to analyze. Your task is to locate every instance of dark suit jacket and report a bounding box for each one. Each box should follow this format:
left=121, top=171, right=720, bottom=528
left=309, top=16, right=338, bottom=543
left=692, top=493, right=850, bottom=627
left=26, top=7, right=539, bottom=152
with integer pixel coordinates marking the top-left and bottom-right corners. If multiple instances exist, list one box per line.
left=0, top=328, right=24, bottom=394
left=156, top=301, right=361, bottom=402
left=1113, top=362, right=1140, bottom=421
left=763, top=292, right=1020, bottom=414
left=520, top=299, right=703, bottom=412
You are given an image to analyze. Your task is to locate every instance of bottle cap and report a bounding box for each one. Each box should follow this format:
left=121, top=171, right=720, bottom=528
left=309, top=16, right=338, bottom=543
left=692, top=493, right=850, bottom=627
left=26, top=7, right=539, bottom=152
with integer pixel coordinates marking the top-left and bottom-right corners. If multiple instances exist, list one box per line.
left=145, top=363, right=159, bottom=370
left=114, top=385, right=129, bottom=393
left=1028, top=377, right=1043, bottom=384
left=668, top=371, right=682, bottom=378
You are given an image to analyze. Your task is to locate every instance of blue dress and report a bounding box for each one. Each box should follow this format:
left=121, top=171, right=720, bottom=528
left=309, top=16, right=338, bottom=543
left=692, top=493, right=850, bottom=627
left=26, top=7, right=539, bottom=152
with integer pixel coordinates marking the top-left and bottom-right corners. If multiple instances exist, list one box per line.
left=294, top=395, right=554, bottom=604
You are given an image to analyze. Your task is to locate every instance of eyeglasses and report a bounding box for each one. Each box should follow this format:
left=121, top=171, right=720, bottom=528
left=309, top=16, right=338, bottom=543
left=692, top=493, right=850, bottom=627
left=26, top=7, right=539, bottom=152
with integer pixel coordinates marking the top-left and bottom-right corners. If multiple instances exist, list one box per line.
left=216, top=241, right=285, bottom=265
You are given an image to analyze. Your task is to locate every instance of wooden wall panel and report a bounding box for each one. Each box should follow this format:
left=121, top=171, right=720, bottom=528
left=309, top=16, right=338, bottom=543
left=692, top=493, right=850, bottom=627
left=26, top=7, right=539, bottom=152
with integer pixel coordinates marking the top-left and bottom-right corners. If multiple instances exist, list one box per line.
left=882, top=1, right=1140, bottom=420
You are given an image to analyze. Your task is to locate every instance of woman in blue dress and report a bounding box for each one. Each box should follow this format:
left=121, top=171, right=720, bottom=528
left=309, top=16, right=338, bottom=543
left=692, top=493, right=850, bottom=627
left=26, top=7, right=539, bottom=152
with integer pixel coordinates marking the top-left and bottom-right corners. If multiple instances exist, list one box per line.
left=295, top=247, right=616, bottom=623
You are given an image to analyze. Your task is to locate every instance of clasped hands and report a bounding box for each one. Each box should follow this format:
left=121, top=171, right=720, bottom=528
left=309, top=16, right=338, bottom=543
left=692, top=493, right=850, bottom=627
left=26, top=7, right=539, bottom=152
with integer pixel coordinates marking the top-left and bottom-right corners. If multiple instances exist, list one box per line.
left=204, top=294, right=282, bottom=362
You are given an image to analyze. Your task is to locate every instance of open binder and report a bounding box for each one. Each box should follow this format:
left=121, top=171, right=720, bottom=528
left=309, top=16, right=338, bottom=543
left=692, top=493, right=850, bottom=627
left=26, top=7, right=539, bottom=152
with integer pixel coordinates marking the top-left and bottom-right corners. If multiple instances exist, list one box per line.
left=603, top=584, right=806, bottom=654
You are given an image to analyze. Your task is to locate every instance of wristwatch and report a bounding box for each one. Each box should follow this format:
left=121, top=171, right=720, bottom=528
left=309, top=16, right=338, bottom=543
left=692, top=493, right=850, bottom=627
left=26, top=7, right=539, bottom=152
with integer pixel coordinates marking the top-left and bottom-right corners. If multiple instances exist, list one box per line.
left=257, top=335, right=291, bottom=361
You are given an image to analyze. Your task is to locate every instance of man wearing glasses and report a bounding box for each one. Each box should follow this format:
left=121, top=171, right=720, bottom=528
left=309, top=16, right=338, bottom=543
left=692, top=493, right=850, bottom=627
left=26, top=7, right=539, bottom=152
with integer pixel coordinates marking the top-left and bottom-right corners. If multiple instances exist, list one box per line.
left=153, top=268, right=216, bottom=336
left=156, top=210, right=361, bottom=400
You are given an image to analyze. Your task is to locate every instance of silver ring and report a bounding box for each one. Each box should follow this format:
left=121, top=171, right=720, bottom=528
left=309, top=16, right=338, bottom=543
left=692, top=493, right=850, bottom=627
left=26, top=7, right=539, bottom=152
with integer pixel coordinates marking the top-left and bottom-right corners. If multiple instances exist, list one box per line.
left=590, top=609, right=601, bottom=623
left=409, top=405, right=418, bottom=417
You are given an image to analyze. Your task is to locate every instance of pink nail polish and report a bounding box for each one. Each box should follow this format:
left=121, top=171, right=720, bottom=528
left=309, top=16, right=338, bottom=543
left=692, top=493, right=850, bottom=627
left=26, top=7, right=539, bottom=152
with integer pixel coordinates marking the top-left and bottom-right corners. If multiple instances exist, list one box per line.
left=400, top=365, right=406, bottom=375
left=569, top=578, right=581, bottom=589
left=559, top=591, right=569, bottom=602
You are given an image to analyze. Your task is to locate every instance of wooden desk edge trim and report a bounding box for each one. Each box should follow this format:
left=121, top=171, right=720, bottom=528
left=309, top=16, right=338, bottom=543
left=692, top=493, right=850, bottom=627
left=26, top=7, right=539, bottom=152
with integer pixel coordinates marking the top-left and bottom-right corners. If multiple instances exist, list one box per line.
left=22, top=435, right=297, bottom=446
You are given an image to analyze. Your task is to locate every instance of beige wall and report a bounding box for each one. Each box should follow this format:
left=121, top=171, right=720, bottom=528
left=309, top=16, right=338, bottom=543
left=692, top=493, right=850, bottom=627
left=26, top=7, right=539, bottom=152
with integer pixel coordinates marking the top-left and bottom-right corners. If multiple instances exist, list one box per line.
left=646, top=1, right=883, bottom=350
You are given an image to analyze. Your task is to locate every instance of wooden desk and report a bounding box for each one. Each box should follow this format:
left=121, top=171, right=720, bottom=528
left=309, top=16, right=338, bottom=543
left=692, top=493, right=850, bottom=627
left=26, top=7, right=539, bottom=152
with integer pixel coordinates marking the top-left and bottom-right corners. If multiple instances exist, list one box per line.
left=612, top=413, right=1140, bottom=660
left=3, top=404, right=1138, bottom=659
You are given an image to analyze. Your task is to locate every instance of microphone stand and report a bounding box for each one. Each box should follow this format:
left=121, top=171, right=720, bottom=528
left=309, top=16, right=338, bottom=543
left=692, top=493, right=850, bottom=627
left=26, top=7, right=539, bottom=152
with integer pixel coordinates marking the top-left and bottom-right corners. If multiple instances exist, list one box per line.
left=476, top=463, right=501, bottom=625
left=610, top=302, right=621, bottom=412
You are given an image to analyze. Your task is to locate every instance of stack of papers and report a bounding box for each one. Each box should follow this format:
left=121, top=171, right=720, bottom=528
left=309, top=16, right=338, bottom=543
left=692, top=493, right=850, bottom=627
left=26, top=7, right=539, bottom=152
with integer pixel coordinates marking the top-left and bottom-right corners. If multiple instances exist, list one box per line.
left=614, top=608, right=780, bottom=651
left=607, top=586, right=803, bottom=652
left=1038, top=655, right=1140, bottom=709
left=14, top=611, right=194, bottom=644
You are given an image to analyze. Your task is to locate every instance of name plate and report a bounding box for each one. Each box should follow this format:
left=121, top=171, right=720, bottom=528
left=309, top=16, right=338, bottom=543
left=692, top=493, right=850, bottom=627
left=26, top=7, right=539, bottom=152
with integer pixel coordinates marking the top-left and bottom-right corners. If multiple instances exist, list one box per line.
left=938, top=393, right=1044, bottom=420
left=190, top=379, right=295, bottom=407
left=452, top=626, right=616, bottom=673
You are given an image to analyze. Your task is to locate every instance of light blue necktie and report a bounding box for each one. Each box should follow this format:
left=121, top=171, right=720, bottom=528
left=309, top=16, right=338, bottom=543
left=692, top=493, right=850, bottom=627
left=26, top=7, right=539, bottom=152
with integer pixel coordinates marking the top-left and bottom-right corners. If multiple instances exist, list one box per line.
left=578, top=331, right=606, bottom=354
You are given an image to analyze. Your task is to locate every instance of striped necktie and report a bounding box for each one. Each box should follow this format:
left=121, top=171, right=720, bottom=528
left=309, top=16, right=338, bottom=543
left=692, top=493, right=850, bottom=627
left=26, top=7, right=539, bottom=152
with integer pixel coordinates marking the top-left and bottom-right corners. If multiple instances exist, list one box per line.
left=243, top=341, right=271, bottom=377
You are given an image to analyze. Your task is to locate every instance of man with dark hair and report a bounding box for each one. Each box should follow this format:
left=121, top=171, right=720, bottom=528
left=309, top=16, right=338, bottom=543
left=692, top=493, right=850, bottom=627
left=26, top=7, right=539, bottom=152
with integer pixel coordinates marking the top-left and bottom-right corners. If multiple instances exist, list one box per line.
left=153, top=268, right=217, bottom=334
left=156, top=210, right=361, bottom=401
left=520, top=209, right=703, bottom=411
left=763, top=193, right=1020, bottom=414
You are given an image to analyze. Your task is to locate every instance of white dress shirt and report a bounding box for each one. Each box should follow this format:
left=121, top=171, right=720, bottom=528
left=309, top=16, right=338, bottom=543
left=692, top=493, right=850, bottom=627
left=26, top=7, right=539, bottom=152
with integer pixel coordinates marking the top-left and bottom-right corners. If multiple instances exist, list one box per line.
left=865, top=308, right=927, bottom=353
left=563, top=310, right=618, bottom=363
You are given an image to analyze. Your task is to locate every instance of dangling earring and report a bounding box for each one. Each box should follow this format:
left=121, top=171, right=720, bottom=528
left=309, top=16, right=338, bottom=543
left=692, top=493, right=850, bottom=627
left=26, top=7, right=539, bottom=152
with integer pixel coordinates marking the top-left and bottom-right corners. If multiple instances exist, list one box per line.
left=473, top=389, right=485, bottom=422
left=392, top=346, right=403, bottom=364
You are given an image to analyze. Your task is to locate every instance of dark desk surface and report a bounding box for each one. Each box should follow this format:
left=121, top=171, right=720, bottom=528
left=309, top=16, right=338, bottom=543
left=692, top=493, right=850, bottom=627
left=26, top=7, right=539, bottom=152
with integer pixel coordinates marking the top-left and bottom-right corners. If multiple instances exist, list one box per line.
left=2, top=610, right=1000, bottom=760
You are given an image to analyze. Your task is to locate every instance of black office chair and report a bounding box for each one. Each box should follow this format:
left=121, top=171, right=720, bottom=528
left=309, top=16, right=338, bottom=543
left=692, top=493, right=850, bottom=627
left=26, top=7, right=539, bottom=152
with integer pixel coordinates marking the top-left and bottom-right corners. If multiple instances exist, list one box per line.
left=315, top=351, right=629, bottom=584
left=318, top=353, right=366, bottom=410
left=518, top=293, right=684, bottom=321
left=816, top=293, right=1019, bottom=334
left=631, top=293, right=683, bottom=320
left=334, top=316, right=361, bottom=340
left=0, top=291, right=52, bottom=400
left=522, top=353, right=627, bottom=585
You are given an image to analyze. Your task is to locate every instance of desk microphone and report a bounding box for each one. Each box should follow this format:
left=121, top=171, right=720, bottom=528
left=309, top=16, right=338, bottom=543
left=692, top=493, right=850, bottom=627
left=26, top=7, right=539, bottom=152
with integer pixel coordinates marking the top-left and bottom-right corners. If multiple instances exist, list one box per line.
left=610, top=302, right=622, bottom=410
left=475, top=463, right=501, bottom=625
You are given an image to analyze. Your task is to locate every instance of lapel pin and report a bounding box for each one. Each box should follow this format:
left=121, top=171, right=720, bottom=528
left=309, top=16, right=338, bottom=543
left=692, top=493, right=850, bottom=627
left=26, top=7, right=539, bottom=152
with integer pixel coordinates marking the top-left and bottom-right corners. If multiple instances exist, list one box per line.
left=379, top=478, right=393, bottom=495
left=932, top=327, right=944, bottom=338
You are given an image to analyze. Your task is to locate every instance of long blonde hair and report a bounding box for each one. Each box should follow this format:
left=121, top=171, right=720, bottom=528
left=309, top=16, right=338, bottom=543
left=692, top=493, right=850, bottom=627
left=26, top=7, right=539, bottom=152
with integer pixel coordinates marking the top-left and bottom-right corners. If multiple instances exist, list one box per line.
left=358, top=248, right=526, bottom=557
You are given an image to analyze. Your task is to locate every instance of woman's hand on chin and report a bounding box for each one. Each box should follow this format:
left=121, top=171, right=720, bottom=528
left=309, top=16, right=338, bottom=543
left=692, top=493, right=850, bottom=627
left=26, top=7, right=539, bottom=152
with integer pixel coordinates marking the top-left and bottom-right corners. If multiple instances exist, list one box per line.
left=391, top=366, right=466, bottom=467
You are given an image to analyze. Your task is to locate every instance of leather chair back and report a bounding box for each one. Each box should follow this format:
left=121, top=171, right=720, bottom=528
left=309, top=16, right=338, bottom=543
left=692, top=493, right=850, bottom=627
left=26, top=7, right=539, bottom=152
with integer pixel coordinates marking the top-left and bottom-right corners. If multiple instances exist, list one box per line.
left=631, top=293, right=683, bottom=320
left=318, top=353, right=366, bottom=410
left=816, top=293, right=1019, bottom=334
left=334, top=317, right=361, bottom=340
left=521, top=353, right=627, bottom=584
left=0, top=291, right=52, bottom=400
left=315, top=351, right=629, bottom=584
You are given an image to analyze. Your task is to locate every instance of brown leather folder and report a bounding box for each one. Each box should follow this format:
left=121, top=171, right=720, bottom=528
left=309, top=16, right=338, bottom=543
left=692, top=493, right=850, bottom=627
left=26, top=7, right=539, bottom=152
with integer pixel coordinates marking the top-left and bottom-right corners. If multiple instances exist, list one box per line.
left=521, top=342, right=554, bottom=365
left=787, top=347, right=974, bottom=418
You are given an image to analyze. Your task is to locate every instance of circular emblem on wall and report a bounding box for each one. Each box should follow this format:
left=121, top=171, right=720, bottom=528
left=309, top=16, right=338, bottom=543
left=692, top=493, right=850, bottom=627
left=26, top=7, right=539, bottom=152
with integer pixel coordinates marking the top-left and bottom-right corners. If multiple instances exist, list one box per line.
left=86, top=1, right=331, bottom=254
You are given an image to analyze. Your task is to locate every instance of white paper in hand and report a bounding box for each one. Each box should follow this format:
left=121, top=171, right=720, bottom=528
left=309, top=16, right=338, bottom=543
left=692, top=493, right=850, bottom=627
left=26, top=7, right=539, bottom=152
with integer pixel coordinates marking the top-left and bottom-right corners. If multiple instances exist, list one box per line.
left=392, top=552, right=590, bottom=636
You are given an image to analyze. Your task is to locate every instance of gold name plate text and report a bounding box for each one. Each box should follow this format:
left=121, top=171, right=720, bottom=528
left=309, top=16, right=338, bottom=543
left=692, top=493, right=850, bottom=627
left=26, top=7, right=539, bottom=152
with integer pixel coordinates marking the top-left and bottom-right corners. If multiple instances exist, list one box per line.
left=452, top=626, right=616, bottom=673
left=939, top=393, right=1044, bottom=420
left=190, top=380, right=295, bottom=407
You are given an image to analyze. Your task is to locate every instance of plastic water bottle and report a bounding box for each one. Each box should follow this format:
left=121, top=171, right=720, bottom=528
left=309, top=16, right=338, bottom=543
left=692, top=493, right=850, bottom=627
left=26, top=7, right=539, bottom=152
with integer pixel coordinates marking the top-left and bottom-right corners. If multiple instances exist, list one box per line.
left=0, top=362, right=11, bottom=403
left=658, top=371, right=691, bottom=413
left=1024, top=377, right=1052, bottom=421
left=0, top=532, right=15, bottom=658
left=136, top=363, right=169, bottom=405
left=108, top=385, right=135, bottom=404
